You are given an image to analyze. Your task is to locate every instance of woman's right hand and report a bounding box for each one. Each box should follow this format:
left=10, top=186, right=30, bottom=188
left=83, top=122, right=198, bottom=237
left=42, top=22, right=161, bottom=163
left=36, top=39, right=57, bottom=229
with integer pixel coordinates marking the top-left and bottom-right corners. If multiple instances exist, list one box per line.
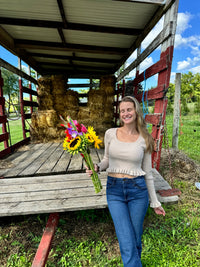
left=85, top=164, right=99, bottom=176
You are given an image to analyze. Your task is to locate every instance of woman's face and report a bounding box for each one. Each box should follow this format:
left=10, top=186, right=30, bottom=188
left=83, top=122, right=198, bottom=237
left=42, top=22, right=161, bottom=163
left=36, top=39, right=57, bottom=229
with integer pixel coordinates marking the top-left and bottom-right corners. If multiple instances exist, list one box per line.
left=119, top=101, right=137, bottom=125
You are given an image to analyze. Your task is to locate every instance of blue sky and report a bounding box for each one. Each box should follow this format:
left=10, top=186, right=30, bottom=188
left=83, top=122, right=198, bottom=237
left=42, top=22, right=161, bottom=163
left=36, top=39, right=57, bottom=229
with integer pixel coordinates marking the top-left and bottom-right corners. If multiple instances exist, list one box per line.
left=0, top=1, right=199, bottom=85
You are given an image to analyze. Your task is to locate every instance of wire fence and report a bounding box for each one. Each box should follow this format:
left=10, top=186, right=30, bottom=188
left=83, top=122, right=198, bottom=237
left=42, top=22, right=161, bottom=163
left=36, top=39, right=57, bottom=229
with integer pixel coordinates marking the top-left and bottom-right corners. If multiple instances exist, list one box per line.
left=165, top=113, right=200, bottom=163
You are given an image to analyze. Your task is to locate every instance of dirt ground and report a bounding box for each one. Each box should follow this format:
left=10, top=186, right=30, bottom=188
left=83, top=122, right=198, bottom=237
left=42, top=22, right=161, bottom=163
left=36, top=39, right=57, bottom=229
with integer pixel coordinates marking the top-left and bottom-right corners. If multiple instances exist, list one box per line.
left=0, top=148, right=200, bottom=266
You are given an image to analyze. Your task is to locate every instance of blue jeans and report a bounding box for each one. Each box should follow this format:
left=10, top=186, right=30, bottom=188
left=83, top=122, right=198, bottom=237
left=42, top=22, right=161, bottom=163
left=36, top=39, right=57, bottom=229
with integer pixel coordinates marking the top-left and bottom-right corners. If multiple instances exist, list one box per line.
left=106, top=175, right=149, bottom=267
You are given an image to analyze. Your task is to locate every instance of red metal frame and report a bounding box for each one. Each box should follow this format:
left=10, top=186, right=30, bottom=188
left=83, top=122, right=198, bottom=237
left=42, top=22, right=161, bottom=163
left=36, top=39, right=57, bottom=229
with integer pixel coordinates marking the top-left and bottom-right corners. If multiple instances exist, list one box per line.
left=32, top=213, right=59, bottom=267
left=0, top=70, right=11, bottom=157
left=115, top=46, right=174, bottom=171
left=0, top=65, right=38, bottom=159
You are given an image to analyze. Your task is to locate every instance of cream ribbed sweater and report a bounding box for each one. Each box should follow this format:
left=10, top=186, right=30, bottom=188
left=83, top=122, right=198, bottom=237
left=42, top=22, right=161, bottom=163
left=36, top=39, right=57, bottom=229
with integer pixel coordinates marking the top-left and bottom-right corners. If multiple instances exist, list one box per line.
left=98, top=128, right=161, bottom=208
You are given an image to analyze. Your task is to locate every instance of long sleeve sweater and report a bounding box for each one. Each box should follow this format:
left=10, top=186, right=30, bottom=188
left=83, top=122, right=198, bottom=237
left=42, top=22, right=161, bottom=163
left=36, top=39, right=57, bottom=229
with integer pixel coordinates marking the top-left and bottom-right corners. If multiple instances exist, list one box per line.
left=98, top=128, right=161, bottom=208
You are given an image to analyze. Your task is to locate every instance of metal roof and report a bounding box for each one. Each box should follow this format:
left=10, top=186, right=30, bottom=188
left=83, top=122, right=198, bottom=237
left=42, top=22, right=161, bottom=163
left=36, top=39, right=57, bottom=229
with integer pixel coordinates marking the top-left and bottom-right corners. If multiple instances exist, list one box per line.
left=0, top=0, right=174, bottom=78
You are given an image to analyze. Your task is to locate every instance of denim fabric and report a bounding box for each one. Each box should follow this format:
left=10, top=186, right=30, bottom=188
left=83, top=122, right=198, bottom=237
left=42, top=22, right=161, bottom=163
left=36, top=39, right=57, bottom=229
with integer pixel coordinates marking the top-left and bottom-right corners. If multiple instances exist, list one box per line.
left=106, top=175, right=149, bottom=267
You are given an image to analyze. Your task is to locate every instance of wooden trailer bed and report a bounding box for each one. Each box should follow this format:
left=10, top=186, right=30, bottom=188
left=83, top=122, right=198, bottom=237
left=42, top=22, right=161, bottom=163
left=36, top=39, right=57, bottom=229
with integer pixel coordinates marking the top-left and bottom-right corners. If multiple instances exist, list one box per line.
left=0, top=142, right=179, bottom=217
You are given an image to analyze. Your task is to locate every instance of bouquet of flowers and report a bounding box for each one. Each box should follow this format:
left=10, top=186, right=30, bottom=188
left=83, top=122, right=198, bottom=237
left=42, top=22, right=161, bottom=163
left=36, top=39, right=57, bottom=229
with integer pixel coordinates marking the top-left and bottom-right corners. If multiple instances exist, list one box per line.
left=61, top=116, right=102, bottom=193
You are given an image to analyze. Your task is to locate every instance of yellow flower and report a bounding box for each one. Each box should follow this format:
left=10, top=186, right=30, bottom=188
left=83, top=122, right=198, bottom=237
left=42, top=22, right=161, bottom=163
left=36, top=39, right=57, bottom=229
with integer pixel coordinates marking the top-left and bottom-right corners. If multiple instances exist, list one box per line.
left=87, top=126, right=96, bottom=137
left=67, top=136, right=81, bottom=151
left=93, top=136, right=102, bottom=149
left=87, top=126, right=102, bottom=149
left=63, top=137, right=70, bottom=150
left=85, top=133, right=94, bottom=143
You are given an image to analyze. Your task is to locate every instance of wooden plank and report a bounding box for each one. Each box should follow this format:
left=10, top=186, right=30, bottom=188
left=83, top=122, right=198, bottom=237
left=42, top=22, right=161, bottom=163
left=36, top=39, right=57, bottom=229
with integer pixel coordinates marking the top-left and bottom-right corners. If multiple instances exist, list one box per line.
left=23, top=100, right=39, bottom=107
left=67, top=153, right=84, bottom=171
left=0, top=172, right=106, bottom=185
left=0, top=58, right=38, bottom=84
left=133, top=57, right=168, bottom=85
left=0, top=143, right=53, bottom=177
left=0, top=147, right=11, bottom=159
left=31, top=213, right=59, bottom=267
left=0, top=194, right=108, bottom=217
left=19, top=143, right=60, bottom=176
left=0, top=179, right=107, bottom=202
left=0, top=132, right=9, bottom=142
left=116, top=20, right=172, bottom=81
left=0, top=177, right=105, bottom=194
left=51, top=150, right=72, bottom=173
left=0, top=115, right=7, bottom=124
left=0, top=177, right=107, bottom=195
left=22, top=86, right=38, bottom=96
left=36, top=143, right=64, bottom=174
left=145, top=114, right=162, bottom=126
left=0, top=96, right=5, bottom=105
left=0, top=179, right=107, bottom=201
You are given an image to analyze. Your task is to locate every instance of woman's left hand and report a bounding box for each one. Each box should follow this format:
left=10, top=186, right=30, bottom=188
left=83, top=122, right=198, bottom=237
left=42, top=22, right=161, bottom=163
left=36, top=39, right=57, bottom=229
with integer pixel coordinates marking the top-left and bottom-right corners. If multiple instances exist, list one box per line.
left=154, top=206, right=166, bottom=216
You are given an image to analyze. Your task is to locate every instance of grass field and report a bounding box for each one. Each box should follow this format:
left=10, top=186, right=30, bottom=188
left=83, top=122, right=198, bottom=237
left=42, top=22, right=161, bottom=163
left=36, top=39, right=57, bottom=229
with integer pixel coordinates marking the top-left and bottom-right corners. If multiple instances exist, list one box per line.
left=165, top=114, right=200, bottom=163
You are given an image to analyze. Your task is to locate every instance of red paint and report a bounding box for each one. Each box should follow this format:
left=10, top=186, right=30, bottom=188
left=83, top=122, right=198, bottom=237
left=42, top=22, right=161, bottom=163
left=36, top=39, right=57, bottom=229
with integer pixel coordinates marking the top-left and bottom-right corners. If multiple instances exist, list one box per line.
left=32, top=213, right=59, bottom=267
left=0, top=70, right=9, bottom=149
left=158, top=188, right=181, bottom=197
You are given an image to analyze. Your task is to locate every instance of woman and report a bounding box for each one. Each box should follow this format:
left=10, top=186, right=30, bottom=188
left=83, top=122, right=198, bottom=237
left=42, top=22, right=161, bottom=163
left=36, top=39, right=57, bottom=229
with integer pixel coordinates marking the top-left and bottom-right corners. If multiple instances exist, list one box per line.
left=86, top=96, right=165, bottom=267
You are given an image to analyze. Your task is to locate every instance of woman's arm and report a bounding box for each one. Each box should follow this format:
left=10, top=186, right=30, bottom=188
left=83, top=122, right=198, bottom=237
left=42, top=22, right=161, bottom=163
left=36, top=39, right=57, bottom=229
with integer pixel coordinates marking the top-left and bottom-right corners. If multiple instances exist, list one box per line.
left=142, top=152, right=165, bottom=216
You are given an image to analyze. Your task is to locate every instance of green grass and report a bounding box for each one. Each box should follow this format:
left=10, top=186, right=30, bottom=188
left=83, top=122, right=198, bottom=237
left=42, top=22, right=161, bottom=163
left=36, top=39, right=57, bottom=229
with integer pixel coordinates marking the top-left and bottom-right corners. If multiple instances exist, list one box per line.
left=1, top=198, right=199, bottom=267
left=165, top=114, right=200, bottom=163
left=0, top=119, right=30, bottom=151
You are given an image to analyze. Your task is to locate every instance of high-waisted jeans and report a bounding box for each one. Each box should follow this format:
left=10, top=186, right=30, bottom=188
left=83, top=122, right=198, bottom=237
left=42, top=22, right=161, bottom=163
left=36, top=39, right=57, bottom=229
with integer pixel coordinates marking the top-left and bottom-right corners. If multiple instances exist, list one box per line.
left=106, top=175, right=149, bottom=267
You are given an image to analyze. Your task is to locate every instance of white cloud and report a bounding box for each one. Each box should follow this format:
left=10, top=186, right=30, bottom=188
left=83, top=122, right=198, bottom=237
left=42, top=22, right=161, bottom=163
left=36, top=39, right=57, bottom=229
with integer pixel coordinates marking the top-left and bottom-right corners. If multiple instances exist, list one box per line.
left=176, top=12, right=192, bottom=35
left=189, top=65, right=200, bottom=74
left=177, top=59, right=191, bottom=71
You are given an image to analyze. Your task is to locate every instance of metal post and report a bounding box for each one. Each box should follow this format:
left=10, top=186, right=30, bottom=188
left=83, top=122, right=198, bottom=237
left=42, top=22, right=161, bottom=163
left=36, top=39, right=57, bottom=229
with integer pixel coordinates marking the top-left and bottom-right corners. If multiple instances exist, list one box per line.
left=172, top=73, right=181, bottom=149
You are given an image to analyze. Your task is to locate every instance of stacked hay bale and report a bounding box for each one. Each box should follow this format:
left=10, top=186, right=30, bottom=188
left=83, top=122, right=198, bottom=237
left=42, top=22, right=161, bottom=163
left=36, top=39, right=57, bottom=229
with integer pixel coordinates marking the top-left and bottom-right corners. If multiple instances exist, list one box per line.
left=77, top=75, right=116, bottom=145
left=31, top=75, right=67, bottom=142
left=31, top=74, right=116, bottom=145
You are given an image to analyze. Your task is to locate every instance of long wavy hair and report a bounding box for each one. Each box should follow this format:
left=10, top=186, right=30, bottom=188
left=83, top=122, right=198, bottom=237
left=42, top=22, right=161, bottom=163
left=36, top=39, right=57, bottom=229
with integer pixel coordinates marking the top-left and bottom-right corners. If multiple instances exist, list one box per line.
left=119, top=96, right=154, bottom=153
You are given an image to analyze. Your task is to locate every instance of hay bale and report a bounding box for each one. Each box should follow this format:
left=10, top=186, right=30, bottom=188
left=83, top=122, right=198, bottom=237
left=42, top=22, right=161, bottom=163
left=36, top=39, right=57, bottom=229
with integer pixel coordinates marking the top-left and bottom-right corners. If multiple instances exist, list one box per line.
left=31, top=112, right=38, bottom=129
left=53, top=94, right=66, bottom=112
left=38, top=95, right=54, bottom=110
left=89, top=110, right=104, bottom=119
left=61, top=109, right=79, bottom=121
left=64, top=90, right=79, bottom=108
left=100, top=75, right=116, bottom=95
left=46, top=110, right=59, bottom=127
left=37, top=77, right=52, bottom=96
left=36, top=111, right=47, bottom=127
left=78, top=107, right=90, bottom=120
left=51, top=75, right=67, bottom=95
left=47, top=127, right=58, bottom=139
left=56, top=127, right=67, bottom=139
left=105, top=95, right=114, bottom=104
left=88, top=89, right=105, bottom=104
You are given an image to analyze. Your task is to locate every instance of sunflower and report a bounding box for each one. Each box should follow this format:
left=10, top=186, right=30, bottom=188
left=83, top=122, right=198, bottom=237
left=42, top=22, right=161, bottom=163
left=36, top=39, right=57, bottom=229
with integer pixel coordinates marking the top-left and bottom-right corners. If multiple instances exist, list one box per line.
left=63, top=136, right=71, bottom=150
left=85, top=133, right=94, bottom=144
left=87, top=126, right=102, bottom=149
left=67, top=136, right=82, bottom=152
left=94, top=137, right=102, bottom=149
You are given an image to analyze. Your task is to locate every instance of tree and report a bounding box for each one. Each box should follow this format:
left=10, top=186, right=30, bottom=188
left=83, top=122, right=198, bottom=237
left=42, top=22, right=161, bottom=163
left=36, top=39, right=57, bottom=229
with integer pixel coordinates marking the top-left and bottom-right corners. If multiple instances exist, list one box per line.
left=1, top=68, right=19, bottom=114
left=166, top=72, right=200, bottom=114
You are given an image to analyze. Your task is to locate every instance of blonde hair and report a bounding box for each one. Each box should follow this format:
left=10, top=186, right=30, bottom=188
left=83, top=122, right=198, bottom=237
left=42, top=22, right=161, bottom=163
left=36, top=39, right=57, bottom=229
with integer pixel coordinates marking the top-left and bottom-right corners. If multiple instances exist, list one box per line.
left=119, top=96, right=154, bottom=153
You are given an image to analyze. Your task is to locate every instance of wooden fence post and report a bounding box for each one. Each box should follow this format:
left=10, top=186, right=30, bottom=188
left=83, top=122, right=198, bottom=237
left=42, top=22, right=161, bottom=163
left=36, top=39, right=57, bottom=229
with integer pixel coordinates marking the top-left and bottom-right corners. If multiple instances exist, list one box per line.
left=172, top=73, right=181, bottom=149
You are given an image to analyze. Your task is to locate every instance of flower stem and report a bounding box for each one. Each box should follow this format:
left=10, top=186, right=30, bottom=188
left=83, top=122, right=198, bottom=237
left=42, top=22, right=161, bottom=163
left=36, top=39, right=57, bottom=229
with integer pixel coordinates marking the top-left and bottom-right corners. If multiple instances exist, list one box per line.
left=82, top=151, right=102, bottom=193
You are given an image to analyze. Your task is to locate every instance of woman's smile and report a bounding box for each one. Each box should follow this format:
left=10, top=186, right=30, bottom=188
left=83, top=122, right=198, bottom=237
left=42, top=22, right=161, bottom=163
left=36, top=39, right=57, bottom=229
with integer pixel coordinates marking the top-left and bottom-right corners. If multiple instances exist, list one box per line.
left=120, top=101, right=136, bottom=124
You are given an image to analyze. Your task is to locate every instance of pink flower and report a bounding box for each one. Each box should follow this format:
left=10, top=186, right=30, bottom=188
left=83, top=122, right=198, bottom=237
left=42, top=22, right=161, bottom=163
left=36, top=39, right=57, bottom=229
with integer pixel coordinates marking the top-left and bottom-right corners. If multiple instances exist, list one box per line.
left=81, top=124, right=87, bottom=133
